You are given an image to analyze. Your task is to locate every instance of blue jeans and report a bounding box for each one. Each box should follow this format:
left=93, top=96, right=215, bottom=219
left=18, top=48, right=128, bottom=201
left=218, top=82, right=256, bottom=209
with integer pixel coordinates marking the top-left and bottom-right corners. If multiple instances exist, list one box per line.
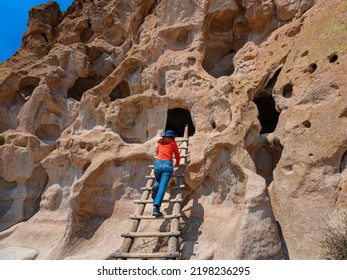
left=153, top=160, right=173, bottom=207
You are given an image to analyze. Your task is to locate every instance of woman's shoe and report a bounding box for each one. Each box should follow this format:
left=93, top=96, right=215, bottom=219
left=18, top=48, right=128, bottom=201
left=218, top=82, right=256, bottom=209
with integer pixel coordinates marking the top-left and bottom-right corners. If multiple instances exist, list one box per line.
left=152, top=206, right=163, bottom=217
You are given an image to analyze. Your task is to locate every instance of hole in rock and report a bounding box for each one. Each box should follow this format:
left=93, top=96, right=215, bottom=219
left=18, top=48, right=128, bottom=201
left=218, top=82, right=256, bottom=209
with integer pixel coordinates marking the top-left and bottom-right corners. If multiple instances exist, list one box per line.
left=82, top=162, right=91, bottom=174
left=0, top=136, right=5, bottom=145
left=307, top=63, right=317, bottom=73
left=35, top=124, right=61, bottom=142
left=203, top=48, right=235, bottom=78
left=86, top=144, right=93, bottom=152
left=302, top=120, right=311, bottom=128
left=81, top=20, right=94, bottom=43
left=285, top=23, right=302, bottom=37
left=253, top=92, right=280, bottom=134
left=282, top=83, right=293, bottom=98
left=253, top=69, right=282, bottom=133
left=41, top=33, right=48, bottom=42
left=161, top=26, right=193, bottom=51
left=211, top=120, right=216, bottom=130
left=329, top=54, right=338, bottom=63
left=339, top=108, right=347, bottom=118
left=187, top=57, right=196, bottom=66
left=109, top=80, right=131, bottom=101
left=301, top=50, right=309, bottom=57
left=80, top=142, right=87, bottom=149
left=20, top=86, right=36, bottom=100
left=202, top=8, right=240, bottom=78
left=18, top=76, right=40, bottom=100
left=165, top=108, right=195, bottom=137
left=68, top=49, right=115, bottom=101
left=68, top=75, right=104, bottom=101
left=340, top=151, right=347, bottom=173
left=330, top=83, right=339, bottom=90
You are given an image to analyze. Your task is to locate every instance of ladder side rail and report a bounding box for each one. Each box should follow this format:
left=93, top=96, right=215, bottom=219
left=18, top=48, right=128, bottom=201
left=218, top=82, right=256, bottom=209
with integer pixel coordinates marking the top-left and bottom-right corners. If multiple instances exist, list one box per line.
left=167, top=125, right=189, bottom=256
left=118, top=169, right=154, bottom=255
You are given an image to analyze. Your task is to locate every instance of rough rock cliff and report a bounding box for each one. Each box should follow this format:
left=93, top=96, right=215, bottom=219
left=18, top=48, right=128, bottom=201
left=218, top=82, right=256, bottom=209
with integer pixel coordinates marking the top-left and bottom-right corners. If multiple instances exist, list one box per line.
left=0, top=0, right=346, bottom=260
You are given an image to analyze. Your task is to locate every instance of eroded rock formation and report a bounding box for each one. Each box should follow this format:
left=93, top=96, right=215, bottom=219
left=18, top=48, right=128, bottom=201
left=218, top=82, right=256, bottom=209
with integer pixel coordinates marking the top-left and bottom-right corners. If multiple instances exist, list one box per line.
left=0, top=0, right=346, bottom=260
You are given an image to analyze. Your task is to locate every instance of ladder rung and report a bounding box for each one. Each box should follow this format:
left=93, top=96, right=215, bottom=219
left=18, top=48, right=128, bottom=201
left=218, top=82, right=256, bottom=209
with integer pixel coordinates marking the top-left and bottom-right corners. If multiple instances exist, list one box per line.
left=134, top=199, right=183, bottom=204
left=168, top=184, right=185, bottom=189
left=129, top=214, right=181, bottom=220
left=176, top=139, right=189, bottom=143
left=111, top=252, right=178, bottom=259
left=140, top=185, right=185, bottom=191
left=121, top=231, right=180, bottom=238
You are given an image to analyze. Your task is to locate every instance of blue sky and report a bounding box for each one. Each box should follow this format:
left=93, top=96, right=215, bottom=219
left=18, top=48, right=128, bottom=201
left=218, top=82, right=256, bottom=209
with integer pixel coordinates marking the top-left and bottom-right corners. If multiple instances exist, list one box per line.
left=0, top=0, right=74, bottom=62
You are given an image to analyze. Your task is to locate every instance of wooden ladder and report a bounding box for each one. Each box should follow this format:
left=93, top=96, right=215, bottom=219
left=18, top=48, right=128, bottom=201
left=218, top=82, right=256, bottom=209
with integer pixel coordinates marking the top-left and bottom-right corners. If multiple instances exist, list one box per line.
left=110, top=125, right=189, bottom=260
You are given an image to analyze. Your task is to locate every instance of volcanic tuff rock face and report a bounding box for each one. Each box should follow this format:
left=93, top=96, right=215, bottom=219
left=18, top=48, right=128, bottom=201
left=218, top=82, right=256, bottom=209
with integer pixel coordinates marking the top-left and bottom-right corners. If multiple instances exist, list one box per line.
left=0, top=0, right=346, bottom=260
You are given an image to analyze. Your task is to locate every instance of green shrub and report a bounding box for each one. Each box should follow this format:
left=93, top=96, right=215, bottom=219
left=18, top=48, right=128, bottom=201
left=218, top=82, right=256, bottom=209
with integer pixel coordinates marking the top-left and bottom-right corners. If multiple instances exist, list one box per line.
left=320, top=216, right=347, bottom=260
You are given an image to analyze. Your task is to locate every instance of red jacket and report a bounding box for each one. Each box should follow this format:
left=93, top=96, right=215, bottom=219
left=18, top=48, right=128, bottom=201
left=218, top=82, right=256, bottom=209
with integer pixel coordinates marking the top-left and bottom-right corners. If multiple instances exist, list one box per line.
left=156, top=140, right=181, bottom=167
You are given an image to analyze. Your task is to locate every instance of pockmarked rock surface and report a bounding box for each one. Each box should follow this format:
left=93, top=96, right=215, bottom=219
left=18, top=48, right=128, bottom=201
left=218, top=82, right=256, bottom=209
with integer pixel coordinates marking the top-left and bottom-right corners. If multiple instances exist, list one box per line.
left=0, top=0, right=346, bottom=259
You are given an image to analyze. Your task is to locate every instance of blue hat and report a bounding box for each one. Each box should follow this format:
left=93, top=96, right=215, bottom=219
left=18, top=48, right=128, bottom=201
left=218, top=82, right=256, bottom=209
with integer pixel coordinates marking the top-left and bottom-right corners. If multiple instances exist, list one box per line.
left=163, top=130, right=177, bottom=138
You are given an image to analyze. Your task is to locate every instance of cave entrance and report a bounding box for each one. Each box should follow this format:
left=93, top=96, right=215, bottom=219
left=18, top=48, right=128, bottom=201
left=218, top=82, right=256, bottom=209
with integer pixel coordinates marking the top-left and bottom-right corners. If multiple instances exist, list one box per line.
left=253, top=67, right=282, bottom=134
left=253, top=92, right=279, bottom=134
left=68, top=75, right=103, bottom=101
left=165, top=108, right=195, bottom=137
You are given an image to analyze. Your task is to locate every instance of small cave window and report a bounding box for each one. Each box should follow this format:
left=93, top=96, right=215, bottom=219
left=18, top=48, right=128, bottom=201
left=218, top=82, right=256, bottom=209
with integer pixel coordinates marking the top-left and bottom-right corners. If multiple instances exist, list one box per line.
left=306, top=63, right=317, bottom=73
left=68, top=77, right=89, bottom=101
left=302, top=120, right=311, bottom=128
left=201, top=10, right=237, bottom=78
left=210, top=120, right=216, bottom=130
left=82, top=162, right=91, bottom=174
left=253, top=92, right=280, bottom=134
left=68, top=74, right=105, bottom=101
left=203, top=49, right=235, bottom=78
left=81, top=20, right=94, bottom=43
left=282, top=83, right=293, bottom=98
left=329, top=54, right=338, bottom=63
left=20, top=86, right=37, bottom=100
left=165, top=108, right=195, bottom=137
left=41, top=33, right=48, bottom=43
left=18, top=76, right=40, bottom=100
left=109, top=80, right=130, bottom=101
left=35, top=124, right=61, bottom=142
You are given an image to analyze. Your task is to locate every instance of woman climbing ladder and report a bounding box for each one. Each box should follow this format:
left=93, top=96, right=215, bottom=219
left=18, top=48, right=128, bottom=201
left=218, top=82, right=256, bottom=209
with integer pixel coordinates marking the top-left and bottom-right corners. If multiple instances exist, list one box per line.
left=152, top=130, right=181, bottom=217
